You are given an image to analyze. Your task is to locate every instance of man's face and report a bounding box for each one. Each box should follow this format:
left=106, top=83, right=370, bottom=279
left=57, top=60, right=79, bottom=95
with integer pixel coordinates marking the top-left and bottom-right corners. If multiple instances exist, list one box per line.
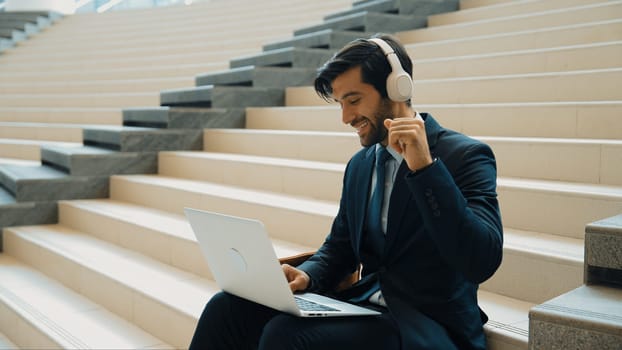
left=331, top=66, right=393, bottom=147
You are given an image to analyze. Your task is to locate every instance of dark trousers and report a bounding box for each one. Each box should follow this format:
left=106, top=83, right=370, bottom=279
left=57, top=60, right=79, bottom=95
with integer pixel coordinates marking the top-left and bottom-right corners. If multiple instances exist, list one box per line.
left=188, top=291, right=401, bottom=350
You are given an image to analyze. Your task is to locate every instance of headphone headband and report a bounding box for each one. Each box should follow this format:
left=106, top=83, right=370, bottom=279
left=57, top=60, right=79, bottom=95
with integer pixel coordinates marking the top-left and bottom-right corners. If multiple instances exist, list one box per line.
left=368, top=38, right=413, bottom=102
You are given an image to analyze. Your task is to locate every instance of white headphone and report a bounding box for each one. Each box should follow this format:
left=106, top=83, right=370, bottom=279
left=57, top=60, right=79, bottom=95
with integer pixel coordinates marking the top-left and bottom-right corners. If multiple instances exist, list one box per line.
left=368, top=38, right=413, bottom=102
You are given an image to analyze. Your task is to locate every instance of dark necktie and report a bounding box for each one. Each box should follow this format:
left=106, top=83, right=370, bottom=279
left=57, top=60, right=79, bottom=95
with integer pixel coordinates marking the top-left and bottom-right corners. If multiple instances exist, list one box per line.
left=368, top=146, right=391, bottom=243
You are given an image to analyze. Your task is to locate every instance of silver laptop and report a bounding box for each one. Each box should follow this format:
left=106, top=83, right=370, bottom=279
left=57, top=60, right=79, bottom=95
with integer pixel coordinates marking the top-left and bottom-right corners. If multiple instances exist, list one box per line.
left=184, top=207, right=380, bottom=317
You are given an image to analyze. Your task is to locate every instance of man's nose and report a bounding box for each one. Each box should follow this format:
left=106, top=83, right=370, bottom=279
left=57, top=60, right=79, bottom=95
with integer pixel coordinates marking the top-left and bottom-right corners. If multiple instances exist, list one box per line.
left=342, top=107, right=355, bottom=125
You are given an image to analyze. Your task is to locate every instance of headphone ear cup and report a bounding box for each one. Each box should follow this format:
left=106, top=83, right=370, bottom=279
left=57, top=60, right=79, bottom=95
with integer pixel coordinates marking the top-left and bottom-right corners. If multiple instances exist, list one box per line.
left=386, top=70, right=413, bottom=102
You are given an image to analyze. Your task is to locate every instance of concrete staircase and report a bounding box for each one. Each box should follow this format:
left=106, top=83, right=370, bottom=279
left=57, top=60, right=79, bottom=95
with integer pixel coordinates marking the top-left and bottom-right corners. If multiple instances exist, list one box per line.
left=0, top=0, right=353, bottom=229
left=0, top=0, right=621, bottom=349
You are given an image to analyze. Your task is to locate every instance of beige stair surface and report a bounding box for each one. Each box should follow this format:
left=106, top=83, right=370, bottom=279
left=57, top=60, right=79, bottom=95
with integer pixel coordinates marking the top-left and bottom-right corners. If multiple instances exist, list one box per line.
left=399, top=1, right=622, bottom=43
left=1, top=0, right=620, bottom=349
left=0, top=254, right=172, bottom=349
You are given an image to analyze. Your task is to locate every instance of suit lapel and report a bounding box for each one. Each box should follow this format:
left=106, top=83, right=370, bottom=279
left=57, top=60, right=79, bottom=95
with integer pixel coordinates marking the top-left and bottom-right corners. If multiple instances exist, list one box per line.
left=352, top=147, right=375, bottom=255
left=383, top=161, right=412, bottom=256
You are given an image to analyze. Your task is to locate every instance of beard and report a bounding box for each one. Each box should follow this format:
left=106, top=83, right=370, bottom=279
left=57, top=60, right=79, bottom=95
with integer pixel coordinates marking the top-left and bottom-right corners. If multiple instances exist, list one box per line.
left=359, top=99, right=393, bottom=147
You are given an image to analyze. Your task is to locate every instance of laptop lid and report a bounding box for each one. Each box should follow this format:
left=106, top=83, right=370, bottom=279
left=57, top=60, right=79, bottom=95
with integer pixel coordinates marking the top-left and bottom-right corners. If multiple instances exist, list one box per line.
left=184, top=208, right=380, bottom=317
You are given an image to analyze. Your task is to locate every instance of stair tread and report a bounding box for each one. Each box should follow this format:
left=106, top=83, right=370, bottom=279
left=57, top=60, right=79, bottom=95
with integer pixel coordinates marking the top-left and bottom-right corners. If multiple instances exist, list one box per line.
left=114, top=174, right=338, bottom=216
left=499, top=177, right=622, bottom=199
left=161, top=151, right=346, bottom=170
left=5, top=225, right=218, bottom=319
left=0, top=254, right=171, bottom=349
left=60, top=198, right=315, bottom=259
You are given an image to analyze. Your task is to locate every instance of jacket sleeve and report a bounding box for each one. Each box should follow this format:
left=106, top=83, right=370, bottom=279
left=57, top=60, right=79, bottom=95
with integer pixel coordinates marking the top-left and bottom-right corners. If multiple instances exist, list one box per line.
left=406, top=142, right=503, bottom=284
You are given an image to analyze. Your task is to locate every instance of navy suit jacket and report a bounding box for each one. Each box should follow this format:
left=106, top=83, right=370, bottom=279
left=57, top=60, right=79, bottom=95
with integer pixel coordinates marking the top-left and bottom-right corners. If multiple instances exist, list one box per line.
left=299, top=113, right=503, bottom=349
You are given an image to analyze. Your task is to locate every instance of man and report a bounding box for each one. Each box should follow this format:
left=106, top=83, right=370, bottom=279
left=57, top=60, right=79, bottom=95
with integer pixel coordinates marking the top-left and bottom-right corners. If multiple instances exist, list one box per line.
left=189, top=34, right=503, bottom=350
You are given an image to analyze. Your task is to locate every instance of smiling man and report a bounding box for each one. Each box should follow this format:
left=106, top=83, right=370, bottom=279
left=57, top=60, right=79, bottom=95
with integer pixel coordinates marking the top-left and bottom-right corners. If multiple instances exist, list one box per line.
left=189, top=34, right=504, bottom=350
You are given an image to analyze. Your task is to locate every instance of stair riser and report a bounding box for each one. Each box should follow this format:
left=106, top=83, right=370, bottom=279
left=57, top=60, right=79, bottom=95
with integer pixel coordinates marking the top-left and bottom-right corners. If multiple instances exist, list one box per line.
left=0, top=66, right=226, bottom=82
left=0, top=126, right=82, bottom=143
left=57, top=202, right=212, bottom=280
left=0, top=79, right=192, bottom=94
left=263, top=30, right=370, bottom=51
left=498, top=186, right=622, bottom=239
left=158, top=153, right=344, bottom=202
left=109, top=177, right=336, bottom=248
left=0, top=95, right=159, bottom=109
left=0, top=109, right=121, bottom=125
left=402, top=20, right=622, bottom=60
left=482, top=250, right=583, bottom=304
left=2, top=230, right=197, bottom=348
left=294, top=12, right=427, bottom=36
left=399, top=2, right=622, bottom=43
left=0, top=51, right=246, bottom=72
left=413, top=43, right=622, bottom=79
left=203, top=130, right=360, bottom=163
left=0, top=144, right=41, bottom=161
left=247, top=103, right=622, bottom=139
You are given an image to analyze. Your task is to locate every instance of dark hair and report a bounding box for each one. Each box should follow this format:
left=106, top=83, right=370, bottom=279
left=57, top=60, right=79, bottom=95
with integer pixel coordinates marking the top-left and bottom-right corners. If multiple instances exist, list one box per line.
left=314, top=33, right=413, bottom=105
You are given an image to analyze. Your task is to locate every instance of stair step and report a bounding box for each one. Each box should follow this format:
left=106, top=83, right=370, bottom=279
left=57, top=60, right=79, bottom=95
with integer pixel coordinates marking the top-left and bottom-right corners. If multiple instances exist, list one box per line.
left=57, top=199, right=314, bottom=279
left=403, top=18, right=622, bottom=60
left=0, top=139, right=82, bottom=161
left=0, top=63, right=226, bottom=83
left=203, top=128, right=360, bottom=163
left=478, top=290, right=532, bottom=350
left=262, top=29, right=369, bottom=51
left=430, top=0, right=603, bottom=26
left=158, top=151, right=344, bottom=201
left=82, top=126, right=202, bottom=152
left=0, top=199, right=57, bottom=241
left=0, top=92, right=159, bottom=108
left=529, top=285, right=622, bottom=348
left=0, top=254, right=171, bottom=349
left=481, top=228, right=584, bottom=304
left=195, top=66, right=316, bottom=88
left=294, top=11, right=427, bottom=36
left=2, top=225, right=218, bottom=348
left=0, top=107, right=121, bottom=125
left=413, top=41, right=622, bottom=79
left=110, top=174, right=337, bottom=248
left=0, top=77, right=192, bottom=94
left=40, top=145, right=157, bottom=176
left=398, top=1, right=622, bottom=43
left=159, top=85, right=284, bottom=108
left=286, top=69, right=622, bottom=106
left=0, top=122, right=83, bottom=143
left=229, top=47, right=334, bottom=69
left=498, top=177, right=622, bottom=239
left=482, top=136, right=622, bottom=186
left=122, top=106, right=245, bottom=129
left=0, top=163, right=109, bottom=202
left=248, top=101, right=622, bottom=139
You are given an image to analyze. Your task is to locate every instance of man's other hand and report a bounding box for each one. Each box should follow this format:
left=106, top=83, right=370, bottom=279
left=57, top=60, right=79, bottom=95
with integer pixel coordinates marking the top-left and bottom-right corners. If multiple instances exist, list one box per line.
left=282, top=264, right=310, bottom=293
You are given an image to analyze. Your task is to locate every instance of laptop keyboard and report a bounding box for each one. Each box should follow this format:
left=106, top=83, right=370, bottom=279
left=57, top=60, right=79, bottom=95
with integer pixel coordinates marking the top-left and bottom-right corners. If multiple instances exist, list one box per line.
left=295, top=296, right=339, bottom=312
